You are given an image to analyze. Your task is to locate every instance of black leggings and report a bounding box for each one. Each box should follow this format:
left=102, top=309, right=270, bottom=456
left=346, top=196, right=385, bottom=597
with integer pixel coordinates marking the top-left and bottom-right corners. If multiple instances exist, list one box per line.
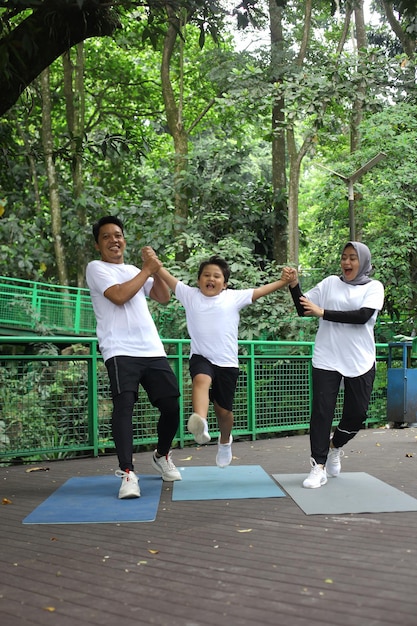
left=112, top=391, right=180, bottom=471
left=310, top=365, right=375, bottom=465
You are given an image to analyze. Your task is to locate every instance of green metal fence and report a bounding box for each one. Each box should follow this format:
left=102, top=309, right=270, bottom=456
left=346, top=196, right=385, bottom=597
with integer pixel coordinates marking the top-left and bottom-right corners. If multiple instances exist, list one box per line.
left=0, top=335, right=389, bottom=463
left=0, top=275, right=96, bottom=336
left=0, top=274, right=408, bottom=343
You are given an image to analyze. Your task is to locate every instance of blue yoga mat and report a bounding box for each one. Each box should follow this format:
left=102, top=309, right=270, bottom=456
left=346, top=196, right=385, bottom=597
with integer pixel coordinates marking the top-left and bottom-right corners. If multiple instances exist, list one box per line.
left=22, top=475, right=162, bottom=524
left=172, top=465, right=286, bottom=501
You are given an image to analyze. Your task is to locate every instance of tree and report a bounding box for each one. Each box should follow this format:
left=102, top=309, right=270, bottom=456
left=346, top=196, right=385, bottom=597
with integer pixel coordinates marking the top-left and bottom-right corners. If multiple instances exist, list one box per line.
left=0, top=0, right=120, bottom=116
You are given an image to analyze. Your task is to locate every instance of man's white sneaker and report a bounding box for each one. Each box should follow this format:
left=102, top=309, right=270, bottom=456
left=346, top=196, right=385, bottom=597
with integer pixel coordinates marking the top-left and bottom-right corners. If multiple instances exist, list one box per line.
left=303, top=459, right=327, bottom=489
left=115, top=469, right=140, bottom=499
left=187, top=413, right=211, bottom=444
left=216, top=435, right=233, bottom=468
left=325, top=447, right=344, bottom=477
left=152, top=451, right=182, bottom=481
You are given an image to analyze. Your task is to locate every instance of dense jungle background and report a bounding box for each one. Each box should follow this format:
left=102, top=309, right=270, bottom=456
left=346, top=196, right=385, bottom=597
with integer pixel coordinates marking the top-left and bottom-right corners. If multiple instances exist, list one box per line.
left=1, top=0, right=417, bottom=343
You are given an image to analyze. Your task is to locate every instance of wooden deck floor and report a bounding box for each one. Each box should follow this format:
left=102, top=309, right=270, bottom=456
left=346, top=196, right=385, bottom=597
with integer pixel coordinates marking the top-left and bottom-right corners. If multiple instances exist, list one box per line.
left=1, top=427, right=417, bottom=626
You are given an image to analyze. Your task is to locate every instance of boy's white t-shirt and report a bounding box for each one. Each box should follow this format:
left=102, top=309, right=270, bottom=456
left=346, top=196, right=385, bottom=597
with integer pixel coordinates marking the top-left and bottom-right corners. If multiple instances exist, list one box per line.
left=86, top=260, right=166, bottom=362
left=175, top=282, right=254, bottom=367
left=305, top=275, right=384, bottom=377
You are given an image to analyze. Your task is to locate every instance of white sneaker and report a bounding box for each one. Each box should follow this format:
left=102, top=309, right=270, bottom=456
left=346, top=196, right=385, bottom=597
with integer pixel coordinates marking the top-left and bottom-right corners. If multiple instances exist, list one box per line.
left=216, top=435, right=233, bottom=468
left=303, top=459, right=327, bottom=489
left=152, top=451, right=182, bottom=481
left=187, top=413, right=211, bottom=444
left=325, top=447, right=344, bottom=477
left=115, top=469, right=140, bottom=499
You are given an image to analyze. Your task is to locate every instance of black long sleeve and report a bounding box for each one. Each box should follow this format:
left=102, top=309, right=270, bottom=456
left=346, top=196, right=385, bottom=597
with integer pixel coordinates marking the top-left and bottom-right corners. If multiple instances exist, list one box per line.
left=323, top=307, right=375, bottom=324
left=289, top=284, right=305, bottom=316
left=289, top=284, right=375, bottom=324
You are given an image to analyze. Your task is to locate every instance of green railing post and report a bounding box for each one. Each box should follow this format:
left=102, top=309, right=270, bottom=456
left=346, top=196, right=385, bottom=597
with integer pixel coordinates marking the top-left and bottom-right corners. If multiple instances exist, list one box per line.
left=246, top=342, right=257, bottom=440
left=74, top=290, right=82, bottom=335
left=89, top=338, right=99, bottom=456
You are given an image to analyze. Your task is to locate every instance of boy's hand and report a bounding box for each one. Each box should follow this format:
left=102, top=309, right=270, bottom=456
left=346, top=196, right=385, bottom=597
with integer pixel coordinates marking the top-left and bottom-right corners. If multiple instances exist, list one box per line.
left=141, top=246, right=157, bottom=262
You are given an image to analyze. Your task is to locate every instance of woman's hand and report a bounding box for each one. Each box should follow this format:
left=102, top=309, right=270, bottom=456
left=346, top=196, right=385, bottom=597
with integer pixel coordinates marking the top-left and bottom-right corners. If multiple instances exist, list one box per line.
left=299, top=296, right=324, bottom=318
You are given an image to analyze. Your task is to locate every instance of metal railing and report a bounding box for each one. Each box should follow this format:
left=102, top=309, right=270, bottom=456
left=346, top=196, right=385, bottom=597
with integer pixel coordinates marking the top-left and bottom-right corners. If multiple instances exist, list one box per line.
left=0, top=336, right=389, bottom=463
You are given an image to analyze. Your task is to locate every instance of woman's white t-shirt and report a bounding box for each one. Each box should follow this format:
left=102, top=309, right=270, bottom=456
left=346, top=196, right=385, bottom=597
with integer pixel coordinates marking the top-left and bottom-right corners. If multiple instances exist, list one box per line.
left=86, top=260, right=166, bottom=362
left=175, top=282, right=253, bottom=368
left=305, top=275, right=384, bottom=377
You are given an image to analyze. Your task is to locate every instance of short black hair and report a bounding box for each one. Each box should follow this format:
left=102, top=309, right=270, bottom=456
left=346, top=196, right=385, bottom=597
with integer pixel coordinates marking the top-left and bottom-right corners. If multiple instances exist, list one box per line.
left=92, top=216, right=124, bottom=243
left=198, top=255, right=230, bottom=283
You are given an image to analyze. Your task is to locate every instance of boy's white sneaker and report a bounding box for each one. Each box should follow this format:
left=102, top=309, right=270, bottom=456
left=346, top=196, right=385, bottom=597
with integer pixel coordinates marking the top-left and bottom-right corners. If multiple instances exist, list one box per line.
left=115, top=469, right=140, bottom=499
left=187, top=413, right=211, bottom=444
left=216, top=435, right=233, bottom=468
left=303, top=459, right=327, bottom=489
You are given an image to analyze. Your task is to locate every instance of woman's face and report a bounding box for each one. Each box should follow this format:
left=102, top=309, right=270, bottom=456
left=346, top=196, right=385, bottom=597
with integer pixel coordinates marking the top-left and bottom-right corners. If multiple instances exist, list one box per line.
left=340, top=245, right=360, bottom=282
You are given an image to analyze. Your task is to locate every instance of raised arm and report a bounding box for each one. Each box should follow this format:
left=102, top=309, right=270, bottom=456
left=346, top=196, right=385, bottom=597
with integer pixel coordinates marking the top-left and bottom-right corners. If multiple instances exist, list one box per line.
left=252, top=267, right=296, bottom=302
left=156, top=266, right=180, bottom=294
left=104, top=255, right=162, bottom=306
left=141, top=246, right=171, bottom=304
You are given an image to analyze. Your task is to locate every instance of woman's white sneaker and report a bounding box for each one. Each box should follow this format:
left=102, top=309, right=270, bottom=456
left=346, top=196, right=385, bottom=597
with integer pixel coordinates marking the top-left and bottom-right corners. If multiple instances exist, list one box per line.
left=325, top=447, right=344, bottom=477
left=303, top=459, right=327, bottom=489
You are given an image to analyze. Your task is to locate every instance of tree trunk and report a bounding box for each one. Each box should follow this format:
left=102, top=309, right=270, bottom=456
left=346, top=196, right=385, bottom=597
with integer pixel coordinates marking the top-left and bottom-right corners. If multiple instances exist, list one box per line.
left=269, top=0, right=288, bottom=264
left=161, top=7, right=190, bottom=260
left=40, top=68, right=69, bottom=287
left=63, top=44, right=87, bottom=287
left=381, top=0, right=416, bottom=58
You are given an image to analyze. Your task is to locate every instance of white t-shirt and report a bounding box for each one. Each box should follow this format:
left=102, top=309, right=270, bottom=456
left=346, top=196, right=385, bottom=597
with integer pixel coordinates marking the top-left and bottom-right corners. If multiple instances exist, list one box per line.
left=305, top=275, right=384, bottom=377
left=86, top=260, right=166, bottom=362
left=175, top=282, right=254, bottom=367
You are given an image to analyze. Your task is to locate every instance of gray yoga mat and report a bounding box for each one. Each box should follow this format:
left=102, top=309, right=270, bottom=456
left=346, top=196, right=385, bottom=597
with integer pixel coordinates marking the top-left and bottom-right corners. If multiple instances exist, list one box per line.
left=272, top=472, right=417, bottom=515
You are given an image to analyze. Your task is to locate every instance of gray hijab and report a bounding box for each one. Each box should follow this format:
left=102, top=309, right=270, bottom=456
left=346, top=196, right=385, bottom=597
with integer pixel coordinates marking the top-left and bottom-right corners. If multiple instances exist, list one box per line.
left=340, top=241, right=372, bottom=285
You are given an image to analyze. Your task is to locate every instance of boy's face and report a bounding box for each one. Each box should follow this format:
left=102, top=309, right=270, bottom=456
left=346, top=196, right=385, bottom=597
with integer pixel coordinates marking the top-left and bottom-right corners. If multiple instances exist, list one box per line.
left=197, top=264, right=227, bottom=297
left=95, top=222, right=126, bottom=264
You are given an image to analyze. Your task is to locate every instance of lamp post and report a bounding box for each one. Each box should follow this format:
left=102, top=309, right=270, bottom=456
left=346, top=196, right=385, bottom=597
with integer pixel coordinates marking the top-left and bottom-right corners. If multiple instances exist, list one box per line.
left=318, top=152, right=386, bottom=240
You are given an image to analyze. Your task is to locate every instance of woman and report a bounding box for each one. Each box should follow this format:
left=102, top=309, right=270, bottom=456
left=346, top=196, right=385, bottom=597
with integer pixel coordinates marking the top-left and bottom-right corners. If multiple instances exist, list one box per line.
left=288, top=242, right=384, bottom=488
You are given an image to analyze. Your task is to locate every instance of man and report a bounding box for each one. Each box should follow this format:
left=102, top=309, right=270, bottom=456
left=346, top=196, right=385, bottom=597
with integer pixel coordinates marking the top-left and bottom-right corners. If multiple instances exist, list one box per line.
left=86, top=215, right=181, bottom=499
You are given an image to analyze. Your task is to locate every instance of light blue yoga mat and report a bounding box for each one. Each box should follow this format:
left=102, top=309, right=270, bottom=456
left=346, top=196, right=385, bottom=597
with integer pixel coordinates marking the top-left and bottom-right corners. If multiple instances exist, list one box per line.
left=172, top=465, right=286, bottom=501
left=22, top=475, right=162, bottom=524
left=272, top=472, right=417, bottom=515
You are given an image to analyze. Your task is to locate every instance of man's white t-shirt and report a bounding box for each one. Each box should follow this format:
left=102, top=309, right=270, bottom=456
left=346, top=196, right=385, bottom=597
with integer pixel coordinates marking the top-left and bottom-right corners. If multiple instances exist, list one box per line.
left=174, top=282, right=253, bottom=367
left=86, top=260, right=166, bottom=362
left=305, top=275, right=384, bottom=377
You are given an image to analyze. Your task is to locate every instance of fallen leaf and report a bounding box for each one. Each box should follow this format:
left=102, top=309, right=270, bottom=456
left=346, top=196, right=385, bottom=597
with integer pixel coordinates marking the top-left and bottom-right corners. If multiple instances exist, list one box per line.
left=324, top=578, right=333, bottom=584
left=148, top=549, right=159, bottom=554
left=2, top=498, right=12, bottom=505
left=237, top=529, right=253, bottom=533
left=43, top=607, right=56, bottom=612
left=180, top=456, right=193, bottom=461
left=25, top=466, right=49, bottom=473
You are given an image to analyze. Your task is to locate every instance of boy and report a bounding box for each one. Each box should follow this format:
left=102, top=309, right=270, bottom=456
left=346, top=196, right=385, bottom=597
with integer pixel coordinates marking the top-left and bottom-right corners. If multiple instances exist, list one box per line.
left=146, top=249, right=292, bottom=467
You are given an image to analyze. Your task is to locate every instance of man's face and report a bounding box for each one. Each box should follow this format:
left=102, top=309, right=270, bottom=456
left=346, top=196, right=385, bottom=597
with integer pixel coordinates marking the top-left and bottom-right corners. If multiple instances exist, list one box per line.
left=96, top=222, right=126, bottom=264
